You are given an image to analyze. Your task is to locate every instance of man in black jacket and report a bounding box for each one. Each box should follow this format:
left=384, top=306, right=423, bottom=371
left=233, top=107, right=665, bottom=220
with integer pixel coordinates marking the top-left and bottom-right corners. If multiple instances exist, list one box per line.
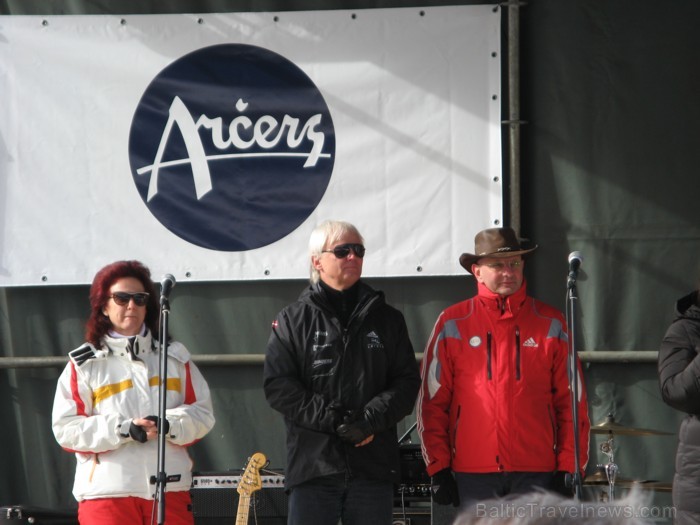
left=263, top=219, right=421, bottom=525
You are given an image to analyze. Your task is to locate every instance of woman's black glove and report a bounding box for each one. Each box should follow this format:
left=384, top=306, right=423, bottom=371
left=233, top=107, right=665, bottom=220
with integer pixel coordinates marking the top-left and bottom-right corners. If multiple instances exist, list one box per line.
left=144, top=415, right=170, bottom=435
left=121, top=416, right=170, bottom=443
left=127, top=421, right=148, bottom=443
left=431, top=468, right=460, bottom=507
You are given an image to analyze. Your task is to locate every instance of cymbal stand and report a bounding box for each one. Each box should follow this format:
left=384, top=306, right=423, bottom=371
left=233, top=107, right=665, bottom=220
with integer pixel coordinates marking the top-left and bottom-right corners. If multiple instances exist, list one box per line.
left=598, top=434, right=618, bottom=502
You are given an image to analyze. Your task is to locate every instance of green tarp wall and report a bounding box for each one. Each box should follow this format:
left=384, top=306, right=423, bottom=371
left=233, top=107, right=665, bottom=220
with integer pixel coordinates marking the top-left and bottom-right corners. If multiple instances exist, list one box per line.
left=1, top=0, right=698, bottom=516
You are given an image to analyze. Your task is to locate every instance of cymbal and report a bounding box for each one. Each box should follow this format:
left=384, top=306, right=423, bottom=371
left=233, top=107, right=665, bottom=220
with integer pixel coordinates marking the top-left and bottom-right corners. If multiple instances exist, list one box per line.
left=583, top=472, right=672, bottom=492
left=591, top=414, right=672, bottom=436
left=583, top=471, right=636, bottom=485
left=634, top=482, right=673, bottom=492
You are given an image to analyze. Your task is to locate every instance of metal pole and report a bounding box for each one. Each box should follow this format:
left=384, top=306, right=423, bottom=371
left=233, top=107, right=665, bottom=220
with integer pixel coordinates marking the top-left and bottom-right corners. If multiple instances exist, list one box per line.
left=0, top=351, right=660, bottom=369
left=505, top=1, right=523, bottom=235
left=155, top=297, right=170, bottom=525
left=566, top=280, right=583, bottom=500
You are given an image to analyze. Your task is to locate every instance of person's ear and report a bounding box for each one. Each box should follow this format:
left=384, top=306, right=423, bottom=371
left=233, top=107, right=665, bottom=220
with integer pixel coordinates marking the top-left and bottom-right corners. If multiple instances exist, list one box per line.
left=472, top=264, right=483, bottom=282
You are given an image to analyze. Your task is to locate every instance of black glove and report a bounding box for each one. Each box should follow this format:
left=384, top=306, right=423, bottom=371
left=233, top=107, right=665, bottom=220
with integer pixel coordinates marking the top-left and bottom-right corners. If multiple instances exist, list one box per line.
left=326, top=403, right=347, bottom=431
left=127, top=421, right=148, bottom=443
left=551, top=471, right=574, bottom=497
left=144, top=415, right=170, bottom=435
left=431, top=468, right=460, bottom=507
left=336, top=414, right=373, bottom=444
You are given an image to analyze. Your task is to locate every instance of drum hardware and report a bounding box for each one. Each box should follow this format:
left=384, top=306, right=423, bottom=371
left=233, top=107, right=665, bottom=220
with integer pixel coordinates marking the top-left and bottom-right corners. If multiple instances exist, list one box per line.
left=585, top=414, right=673, bottom=501
left=582, top=471, right=672, bottom=492
left=597, top=434, right=618, bottom=501
left=591, top=413, right=672, bottom=436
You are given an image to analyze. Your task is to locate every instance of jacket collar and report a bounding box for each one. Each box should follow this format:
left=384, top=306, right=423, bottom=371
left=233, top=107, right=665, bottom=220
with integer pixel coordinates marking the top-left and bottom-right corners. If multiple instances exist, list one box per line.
left=477, top=280, right=527, bottom=318
left=103, top=330, right=156, bottom=358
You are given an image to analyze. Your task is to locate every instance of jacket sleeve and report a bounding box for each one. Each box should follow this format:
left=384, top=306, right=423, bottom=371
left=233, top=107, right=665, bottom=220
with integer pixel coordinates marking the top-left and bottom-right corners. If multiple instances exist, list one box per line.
left=416, top=312, right=455, bottom=476
left=550, top=319, right=590, bottom=474
left=164, top=348, right=216, bottom=446
left=362, top=310, right=420, bottom=433
left=263, top=310, right=341, bottom=433
left=658, top=319, right=700, bottom=414
left=52, top=361, right=125, bottom=454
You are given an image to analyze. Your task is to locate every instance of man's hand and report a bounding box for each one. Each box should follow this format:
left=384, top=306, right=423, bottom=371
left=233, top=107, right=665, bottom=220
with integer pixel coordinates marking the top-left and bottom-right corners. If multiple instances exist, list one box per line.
left=431, top=468, right=460, bottom=507
left=551, top=471, right=574, bottom=497
left=354, top=435, right=374, bottom=447
left=326, top=404, right=347, bottom=431
left=336, top=415, right=374, bottom=446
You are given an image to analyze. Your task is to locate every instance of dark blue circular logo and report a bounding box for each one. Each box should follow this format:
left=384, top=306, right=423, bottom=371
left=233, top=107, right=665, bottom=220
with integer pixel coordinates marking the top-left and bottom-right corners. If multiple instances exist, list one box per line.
left=128, top=44, right=335, bottom=251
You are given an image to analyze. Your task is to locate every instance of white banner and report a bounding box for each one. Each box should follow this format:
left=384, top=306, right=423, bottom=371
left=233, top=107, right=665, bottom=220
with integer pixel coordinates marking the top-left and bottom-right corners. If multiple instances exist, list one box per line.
left=0, top=6, right=501, bottom=286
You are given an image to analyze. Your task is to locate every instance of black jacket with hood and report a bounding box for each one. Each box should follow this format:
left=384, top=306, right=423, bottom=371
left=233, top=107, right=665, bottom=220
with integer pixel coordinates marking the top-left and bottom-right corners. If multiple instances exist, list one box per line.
left=658, top=290, right=700, bottom=524
left=263, top=280, right=420, bottom=490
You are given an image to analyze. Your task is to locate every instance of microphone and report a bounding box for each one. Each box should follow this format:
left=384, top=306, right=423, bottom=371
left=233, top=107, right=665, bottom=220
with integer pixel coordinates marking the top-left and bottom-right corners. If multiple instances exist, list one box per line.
left=567, top=251, right=583, bottom=287
left=160, top=274, right=176, bottom=300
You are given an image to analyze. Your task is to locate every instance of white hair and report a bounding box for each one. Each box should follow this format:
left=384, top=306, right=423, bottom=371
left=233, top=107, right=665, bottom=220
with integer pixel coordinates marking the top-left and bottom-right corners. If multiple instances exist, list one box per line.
left=453, top=489, right=661, bottom=525
left=308, top=220, right=364, bottom=284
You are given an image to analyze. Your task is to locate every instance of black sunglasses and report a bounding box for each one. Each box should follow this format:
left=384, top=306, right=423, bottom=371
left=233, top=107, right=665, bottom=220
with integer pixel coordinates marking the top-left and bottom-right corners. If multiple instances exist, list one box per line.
left=110, top=292, right=150, bottom=307
left=322, top=243, right=366, bottom=259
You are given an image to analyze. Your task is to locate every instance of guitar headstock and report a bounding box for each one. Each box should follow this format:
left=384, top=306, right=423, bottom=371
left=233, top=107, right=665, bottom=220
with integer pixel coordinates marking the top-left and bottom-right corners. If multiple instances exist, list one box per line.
left=237, top=452, right=267, bottom=497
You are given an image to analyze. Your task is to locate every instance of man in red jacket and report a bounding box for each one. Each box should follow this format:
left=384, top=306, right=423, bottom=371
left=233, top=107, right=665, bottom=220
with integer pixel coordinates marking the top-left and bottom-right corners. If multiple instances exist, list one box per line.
left=416, top=227, right=590, bottom=508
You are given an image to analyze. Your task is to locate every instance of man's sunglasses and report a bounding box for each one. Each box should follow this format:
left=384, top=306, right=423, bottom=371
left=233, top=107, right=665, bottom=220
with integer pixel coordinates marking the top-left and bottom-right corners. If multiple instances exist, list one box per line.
left=110, top=292, right=150, bottom=307
left=322, top=243, right=366, bottom=259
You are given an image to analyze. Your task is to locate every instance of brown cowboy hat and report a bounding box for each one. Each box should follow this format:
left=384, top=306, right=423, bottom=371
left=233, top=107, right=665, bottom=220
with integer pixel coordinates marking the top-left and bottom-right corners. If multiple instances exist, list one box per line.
left=459, top=227, right=538, bottom=273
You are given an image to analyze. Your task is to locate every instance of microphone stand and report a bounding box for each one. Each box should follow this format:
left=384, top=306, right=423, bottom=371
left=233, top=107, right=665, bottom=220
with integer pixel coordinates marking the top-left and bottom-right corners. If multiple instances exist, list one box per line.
left=154, top=294, right=171, bottom=525
left=566, top=272, right=583, bottom=500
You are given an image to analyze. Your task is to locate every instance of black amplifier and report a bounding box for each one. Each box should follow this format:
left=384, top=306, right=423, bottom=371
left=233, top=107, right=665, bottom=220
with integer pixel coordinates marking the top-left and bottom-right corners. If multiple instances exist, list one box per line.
left=0, top=506, right=78, bottom=524
left=394, top=444, right=431, bottom=504
left=190, top=471, right=287, bottom=525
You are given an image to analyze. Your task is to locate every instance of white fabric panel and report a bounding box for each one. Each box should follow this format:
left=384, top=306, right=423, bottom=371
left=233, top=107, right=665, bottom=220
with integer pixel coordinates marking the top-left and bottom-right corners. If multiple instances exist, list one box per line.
left=0, top=6, right=501, bottom=285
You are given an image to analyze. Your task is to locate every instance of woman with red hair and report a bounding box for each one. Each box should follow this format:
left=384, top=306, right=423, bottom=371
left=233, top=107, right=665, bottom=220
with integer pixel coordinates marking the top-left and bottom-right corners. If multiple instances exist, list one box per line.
left=52, top=260, right=215, bottom=525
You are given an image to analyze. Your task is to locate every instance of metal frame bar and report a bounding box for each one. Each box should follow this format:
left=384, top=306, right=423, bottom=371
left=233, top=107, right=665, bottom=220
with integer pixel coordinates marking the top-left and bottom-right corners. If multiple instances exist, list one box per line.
left=0, top=351, right=660, bottom=369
